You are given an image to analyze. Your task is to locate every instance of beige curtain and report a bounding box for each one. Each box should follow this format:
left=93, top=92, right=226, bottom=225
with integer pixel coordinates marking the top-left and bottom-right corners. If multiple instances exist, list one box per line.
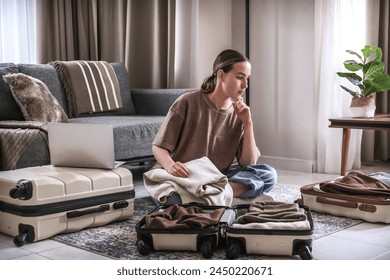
left=36, top=0, right=179, bottom=88
left=376, top=0, right=390, bottom=161
left=362, top=0, right=390, bottom=162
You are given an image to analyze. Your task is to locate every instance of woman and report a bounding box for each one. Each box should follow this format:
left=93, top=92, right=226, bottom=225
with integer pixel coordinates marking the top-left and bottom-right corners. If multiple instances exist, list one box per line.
left=152, top=49, right=277, bottom=204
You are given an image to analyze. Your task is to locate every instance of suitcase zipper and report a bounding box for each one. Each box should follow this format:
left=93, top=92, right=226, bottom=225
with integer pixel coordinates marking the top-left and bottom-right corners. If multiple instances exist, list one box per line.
left=0, top=190, right=135, bottom=217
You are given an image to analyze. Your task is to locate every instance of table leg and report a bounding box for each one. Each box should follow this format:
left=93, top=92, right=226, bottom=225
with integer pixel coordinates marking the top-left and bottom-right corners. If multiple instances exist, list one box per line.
left=340, top=128, right=351, bottom=176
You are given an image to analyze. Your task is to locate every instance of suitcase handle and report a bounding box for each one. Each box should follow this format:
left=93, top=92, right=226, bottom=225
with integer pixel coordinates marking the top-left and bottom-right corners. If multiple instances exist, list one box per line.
left=316, top=197, right=358, bottom=209
left=66, top=204, right=110, bottom=219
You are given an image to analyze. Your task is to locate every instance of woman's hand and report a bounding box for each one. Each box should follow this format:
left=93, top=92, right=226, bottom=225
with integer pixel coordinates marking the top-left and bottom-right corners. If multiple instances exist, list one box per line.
left=152, top=145, right=190, bottom=178
left=232, top=97, right=251, bottom=124
left=232, top=98, right=258, bottom=166
left=167, top=161, right=190, bottom=178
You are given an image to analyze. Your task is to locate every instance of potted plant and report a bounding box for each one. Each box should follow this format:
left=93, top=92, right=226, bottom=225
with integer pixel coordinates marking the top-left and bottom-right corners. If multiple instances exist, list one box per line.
left=337, top=45, right=390, bottom=117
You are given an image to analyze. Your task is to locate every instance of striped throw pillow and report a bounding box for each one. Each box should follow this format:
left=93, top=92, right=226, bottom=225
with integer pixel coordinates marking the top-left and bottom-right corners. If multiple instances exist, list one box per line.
left=51, top=60, right=123, bottom=117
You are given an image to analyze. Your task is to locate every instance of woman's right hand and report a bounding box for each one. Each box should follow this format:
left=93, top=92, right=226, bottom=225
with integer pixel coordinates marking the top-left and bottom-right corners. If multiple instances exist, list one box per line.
left=167, top=161, right=190, bottom=178
left=152, top=145, right=190, bottom=177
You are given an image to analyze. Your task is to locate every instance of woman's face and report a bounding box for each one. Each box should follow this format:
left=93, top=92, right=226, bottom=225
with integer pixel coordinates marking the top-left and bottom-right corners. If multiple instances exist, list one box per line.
left=218, top=61, right=251, bottom=100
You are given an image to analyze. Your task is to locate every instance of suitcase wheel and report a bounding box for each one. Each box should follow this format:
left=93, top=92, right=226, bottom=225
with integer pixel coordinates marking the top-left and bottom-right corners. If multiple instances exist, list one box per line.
left=136, top=239, right=151, bottom=255
left=298, top=245, right=313, bottom=260
left=200, top=239, right=214, bottom=259
left=225, top=240, right=241, bottom=260
left=13, top=232, right=28, bottom=247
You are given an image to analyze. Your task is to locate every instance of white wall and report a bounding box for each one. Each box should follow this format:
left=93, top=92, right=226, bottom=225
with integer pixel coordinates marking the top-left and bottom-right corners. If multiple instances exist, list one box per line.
left=198, top=0, right=233, bottom=86
left=194, top=0, right=316, bottom=172
left=249, top=0, right=316, bottom=172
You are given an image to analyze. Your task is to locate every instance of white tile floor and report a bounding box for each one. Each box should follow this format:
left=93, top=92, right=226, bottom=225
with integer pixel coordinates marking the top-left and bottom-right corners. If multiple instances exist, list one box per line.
left=1, top=162, right=390, bottom=260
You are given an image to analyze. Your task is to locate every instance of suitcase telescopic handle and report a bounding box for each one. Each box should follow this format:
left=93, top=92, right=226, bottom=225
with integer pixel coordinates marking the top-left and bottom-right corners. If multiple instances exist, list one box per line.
left=66, top=204, right=110, bottom=219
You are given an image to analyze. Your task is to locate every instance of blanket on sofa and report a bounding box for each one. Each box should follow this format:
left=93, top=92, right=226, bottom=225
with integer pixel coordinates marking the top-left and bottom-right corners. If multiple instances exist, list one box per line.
left=0, top=121, right=47, bottom=170
left=50, top=60, right=122, bottom=117
left=143, top=157, right=233, bottom=206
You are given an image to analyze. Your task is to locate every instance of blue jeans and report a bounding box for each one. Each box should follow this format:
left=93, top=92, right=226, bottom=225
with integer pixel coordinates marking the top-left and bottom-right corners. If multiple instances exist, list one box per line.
left=224, top=164, right=277, bottom=198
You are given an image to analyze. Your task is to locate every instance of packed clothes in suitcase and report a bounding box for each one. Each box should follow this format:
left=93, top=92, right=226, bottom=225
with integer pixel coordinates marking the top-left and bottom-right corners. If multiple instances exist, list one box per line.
left=136, top=201, right=314, bottom=259
left=0, top=165, right=134, bottom=246
left=224, top=202, right=313, bottom=260
left=136, top=204, right=235, bottom=259
left=297, top=171, right=390, bottom=223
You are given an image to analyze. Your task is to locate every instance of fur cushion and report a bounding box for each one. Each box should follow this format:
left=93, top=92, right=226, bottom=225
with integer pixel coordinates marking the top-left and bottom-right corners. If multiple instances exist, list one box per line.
left=2, top=73, right=68, bottom=123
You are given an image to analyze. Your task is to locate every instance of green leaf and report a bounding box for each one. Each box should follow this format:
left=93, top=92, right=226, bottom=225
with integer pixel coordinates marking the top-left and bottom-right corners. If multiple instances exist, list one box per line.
left=343, top=60, right=362, bottom=71
left=362, top=74, right=390, bottom=96
left=337, top=72, right=362, bottom=81
left=363, top=61, right=384, bottom=77
left=361, top=45, right=382, bottom=62
left=340, top=85, right=358, bottom=97
left=346, top=50, right=362, bottom=61
left=347, top=77, right=361, bottom=86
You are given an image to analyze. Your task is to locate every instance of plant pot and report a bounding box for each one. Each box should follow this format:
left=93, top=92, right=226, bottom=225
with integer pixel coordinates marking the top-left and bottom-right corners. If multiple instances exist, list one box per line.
left=349, top=96, right=376, bottom=118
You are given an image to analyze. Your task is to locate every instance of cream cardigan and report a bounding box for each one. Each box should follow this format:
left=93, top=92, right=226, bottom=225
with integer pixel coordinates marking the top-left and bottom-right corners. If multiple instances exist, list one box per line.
left=143, top=156, right=233, bottom=206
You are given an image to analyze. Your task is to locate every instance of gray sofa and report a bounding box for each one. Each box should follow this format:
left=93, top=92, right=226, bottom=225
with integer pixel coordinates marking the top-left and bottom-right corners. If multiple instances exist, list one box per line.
left=0, top=62, right=193, bottom=171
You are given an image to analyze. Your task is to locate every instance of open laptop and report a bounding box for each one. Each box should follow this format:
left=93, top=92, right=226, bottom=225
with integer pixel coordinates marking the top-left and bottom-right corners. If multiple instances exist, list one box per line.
left=47, top=122, right=118, bottom=169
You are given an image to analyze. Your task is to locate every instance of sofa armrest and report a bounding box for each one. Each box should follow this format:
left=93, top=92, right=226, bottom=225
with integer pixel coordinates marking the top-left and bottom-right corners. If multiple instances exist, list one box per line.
left=131, top=88, right=197, bottom=115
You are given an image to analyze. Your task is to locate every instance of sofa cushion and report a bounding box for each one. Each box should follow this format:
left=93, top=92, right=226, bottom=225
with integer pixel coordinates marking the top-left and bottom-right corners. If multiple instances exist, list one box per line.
left=50, top=60, right=123, bottom=117
left=18, top=63, right=70, bottom=115
left=69, top=115, right=165, bottom=160
left=73, top=62, right=136, bottom=117
left=0, top=64, right=24, bottom=121
left=17, top=62, right=136, bottom=117
left=3, top=73, right=68, bottom=122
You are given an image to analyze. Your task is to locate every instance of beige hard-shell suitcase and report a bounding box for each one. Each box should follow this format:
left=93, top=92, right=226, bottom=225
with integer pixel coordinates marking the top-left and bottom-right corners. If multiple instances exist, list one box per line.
left=298, top=182, right=390, bottom=224
left=224, top=204, right=314, bottom=260
left=135, top=204, right=235, bottom=259
left=0, top=165, right=134, bottom=246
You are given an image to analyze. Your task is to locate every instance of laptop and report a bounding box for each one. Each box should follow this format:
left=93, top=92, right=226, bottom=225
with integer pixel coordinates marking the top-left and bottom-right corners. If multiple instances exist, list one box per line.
left=47, top=122, right=117, bottom=169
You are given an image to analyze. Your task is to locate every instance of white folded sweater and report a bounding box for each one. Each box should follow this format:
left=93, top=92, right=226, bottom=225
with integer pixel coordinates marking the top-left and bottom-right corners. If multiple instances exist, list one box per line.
left=143, top=157, right=233, bottom=206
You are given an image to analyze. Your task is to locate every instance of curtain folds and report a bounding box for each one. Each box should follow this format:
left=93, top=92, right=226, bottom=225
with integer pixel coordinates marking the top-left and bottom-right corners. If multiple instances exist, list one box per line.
left=36, top=0, right=201, bottom=88
left=315, top=0, right=367, bottom=174
left=361, top=0, right=390, bottom=162
left=375, top=0, right=390, bottom=161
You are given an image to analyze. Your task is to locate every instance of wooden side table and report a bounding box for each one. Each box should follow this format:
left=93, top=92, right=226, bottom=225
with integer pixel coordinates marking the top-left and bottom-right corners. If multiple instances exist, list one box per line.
left=329, top=114, right=390, bottom=176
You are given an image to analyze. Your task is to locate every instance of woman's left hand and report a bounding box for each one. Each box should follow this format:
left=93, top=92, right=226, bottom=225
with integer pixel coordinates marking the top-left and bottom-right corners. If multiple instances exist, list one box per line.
left=232, top=98, right=251, bottom=123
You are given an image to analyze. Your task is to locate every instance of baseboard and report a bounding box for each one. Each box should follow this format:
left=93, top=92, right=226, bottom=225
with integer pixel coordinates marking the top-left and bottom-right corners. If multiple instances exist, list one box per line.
left=259, top=156, right=315, bottom=173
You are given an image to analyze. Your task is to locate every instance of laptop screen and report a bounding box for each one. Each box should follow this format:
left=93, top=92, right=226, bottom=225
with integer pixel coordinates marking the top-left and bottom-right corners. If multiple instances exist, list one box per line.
left=47, top=123, right=116, bottom=169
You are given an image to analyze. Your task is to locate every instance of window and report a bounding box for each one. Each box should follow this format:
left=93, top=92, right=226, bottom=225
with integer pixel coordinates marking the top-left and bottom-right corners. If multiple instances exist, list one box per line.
left=0, top=0, right=37, bottom=63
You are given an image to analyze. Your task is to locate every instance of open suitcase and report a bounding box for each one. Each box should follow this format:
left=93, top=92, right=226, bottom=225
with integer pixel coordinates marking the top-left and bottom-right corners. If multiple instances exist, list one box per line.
left=135, top=204, right=235, bottom=259
left=0, top=165, right=134, bottom=246
left=298, top=182, right=390, bottom=224
left=224, top=204, right=314, bottom=260
left=136, top=202, right=314, bottom=260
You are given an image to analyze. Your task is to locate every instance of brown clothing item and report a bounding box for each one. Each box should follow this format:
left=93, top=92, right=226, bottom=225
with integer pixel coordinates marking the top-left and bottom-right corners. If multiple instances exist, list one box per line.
left=248, top=201, right=300, bottom=214
left=320, top=171, right=390, bottom=196
left=145, top=204, right=225, bottom=229
left=153, top=90, right=248, bottom=172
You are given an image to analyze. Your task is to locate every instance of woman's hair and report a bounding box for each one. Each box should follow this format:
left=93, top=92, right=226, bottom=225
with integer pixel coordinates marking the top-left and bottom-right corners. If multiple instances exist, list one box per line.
left=200, top=49, right=249, bottom=93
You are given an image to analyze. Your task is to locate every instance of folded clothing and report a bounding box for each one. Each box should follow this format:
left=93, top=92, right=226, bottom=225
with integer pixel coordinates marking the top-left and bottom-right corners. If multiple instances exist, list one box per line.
left=145, top=204, right=225, bottom=229
left=234, top=201, right=307, bottom=224
left=230, top=217, right=310, bottom=230
left=320, top=171, right=390, bottom=196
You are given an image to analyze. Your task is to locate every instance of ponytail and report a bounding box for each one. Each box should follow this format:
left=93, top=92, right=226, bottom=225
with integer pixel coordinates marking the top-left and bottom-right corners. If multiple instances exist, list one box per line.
left=200, top=74, right=216, bottom=93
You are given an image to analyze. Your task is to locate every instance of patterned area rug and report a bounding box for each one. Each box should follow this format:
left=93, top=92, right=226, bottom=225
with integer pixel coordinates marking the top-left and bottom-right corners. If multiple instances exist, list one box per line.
left=52, top=184, right=362, bottom=260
